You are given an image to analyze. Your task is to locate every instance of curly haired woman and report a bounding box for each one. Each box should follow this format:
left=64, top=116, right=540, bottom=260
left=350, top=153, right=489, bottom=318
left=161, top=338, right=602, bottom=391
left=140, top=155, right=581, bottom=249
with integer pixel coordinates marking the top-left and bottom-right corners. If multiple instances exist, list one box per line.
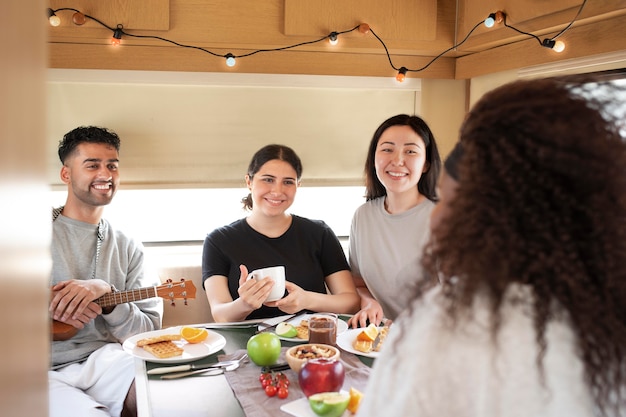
left=359, top=76, right=626, bottom=417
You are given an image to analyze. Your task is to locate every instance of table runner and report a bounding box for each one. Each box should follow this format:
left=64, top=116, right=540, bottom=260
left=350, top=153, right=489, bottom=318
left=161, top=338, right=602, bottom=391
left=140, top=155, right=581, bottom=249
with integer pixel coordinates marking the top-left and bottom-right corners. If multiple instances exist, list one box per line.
left=222, top=347, right=371, bottom=417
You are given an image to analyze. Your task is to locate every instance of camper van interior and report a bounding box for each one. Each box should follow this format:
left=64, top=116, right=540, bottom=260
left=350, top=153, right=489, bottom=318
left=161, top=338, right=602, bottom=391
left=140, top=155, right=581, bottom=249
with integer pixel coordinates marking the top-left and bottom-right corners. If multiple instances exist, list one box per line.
left=3, top=1, right=626, bottom=416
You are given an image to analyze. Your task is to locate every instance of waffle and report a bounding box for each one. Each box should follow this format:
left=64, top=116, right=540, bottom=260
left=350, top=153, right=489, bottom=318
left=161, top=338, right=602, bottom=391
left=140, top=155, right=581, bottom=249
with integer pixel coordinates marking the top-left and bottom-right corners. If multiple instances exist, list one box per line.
left=136, top=334, right=182, bottom=347
left=141, top=340, right=184, bottom=359
left=296, top=320, right=309, bottom=340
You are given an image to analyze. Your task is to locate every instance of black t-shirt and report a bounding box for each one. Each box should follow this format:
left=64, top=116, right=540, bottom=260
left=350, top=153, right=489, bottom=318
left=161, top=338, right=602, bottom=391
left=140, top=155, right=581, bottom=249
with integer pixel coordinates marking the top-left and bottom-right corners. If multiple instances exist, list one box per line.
left=202, top=215, right=350, bottom=319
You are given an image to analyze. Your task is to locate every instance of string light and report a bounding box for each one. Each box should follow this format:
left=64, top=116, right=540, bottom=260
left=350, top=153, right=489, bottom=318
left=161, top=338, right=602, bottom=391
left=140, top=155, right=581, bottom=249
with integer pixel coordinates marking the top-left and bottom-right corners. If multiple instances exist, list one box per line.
left=72, top=12, right=86, bottom=26
left=111, top=26, right=123, bottom=46
left=484, top=11, right=504, bottom=28
left=328, top=32, right=338, bottom=46
left=47, top=8, right=61, bottom=27
left=225, top=53, right=236, bottom=67
left=46, top=3, right=586, bottom=81
left=396, top=67, right=407, bottom=83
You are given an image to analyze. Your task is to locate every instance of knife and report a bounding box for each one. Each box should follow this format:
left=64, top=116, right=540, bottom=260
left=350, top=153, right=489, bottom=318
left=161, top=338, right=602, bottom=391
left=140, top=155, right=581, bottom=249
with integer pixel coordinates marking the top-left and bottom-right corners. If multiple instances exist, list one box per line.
left=147, top=358, right=242, bottom=375
left=371, top=320, right=391, bottom=352
left=371, top=332, right=382, bottom=352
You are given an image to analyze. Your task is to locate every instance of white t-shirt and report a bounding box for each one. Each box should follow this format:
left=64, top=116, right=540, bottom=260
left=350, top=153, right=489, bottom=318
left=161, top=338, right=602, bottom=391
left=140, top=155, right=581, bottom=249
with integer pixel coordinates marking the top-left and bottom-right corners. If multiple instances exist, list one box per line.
left=359, top=285, right=601, bottom=417
left=349, top=197, right=434, bottom=320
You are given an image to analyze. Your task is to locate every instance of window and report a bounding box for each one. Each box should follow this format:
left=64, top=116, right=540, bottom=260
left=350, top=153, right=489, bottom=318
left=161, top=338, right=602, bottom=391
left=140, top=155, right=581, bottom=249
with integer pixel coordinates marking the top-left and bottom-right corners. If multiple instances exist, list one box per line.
left=50, top=186, right=365, bottom=244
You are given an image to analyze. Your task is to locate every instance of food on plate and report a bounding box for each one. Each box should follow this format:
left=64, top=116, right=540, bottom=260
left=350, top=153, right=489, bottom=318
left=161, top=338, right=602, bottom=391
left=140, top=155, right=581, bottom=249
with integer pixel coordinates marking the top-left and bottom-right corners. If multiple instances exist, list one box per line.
left=356, top=323, right=378, bottom=342
left=308, top=392, right=350, bottom=417
left=298, top=358, right=345, bottom=397
left=352, top=325, right=389, bottom=353
left=180, top=326, right=209, bottom=343
left=275, top=322, right=298, bottom=338
left=247, top=332, right=282, bottom=366
left=141, top=340, right=184, bottom=359
left=135, top=333, right=182, bottom=347
left=295, top=319, right=309, bottom=339
left=347, top=387, right=363, bottom=414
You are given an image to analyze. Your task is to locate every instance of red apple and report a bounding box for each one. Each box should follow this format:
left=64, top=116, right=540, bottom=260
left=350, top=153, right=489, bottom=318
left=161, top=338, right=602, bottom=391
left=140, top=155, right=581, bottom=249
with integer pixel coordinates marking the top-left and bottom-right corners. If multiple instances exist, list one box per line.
left=298, top=358, right=345, bottom=397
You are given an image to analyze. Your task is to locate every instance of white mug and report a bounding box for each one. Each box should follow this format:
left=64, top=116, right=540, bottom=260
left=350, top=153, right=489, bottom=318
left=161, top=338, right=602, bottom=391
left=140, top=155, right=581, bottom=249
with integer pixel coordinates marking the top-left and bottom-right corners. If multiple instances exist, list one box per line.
left=247, top=266, right=286, bottom=302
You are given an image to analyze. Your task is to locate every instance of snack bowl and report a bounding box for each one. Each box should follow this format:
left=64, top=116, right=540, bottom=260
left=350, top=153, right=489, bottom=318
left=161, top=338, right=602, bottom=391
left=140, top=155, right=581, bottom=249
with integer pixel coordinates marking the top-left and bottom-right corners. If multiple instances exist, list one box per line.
left=285, top=343, right=340, bottom=373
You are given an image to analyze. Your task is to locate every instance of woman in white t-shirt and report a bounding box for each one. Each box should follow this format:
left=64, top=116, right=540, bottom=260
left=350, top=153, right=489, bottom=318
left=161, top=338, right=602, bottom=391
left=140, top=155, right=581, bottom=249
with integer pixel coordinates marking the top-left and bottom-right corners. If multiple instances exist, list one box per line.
left=348, top=114, right=441, bottom=327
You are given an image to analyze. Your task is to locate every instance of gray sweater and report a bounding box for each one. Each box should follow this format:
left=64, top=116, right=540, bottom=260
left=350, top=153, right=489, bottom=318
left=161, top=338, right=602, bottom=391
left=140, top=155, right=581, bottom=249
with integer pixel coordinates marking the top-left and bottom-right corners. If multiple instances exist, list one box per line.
left=51, top=214, right=162, bottom=368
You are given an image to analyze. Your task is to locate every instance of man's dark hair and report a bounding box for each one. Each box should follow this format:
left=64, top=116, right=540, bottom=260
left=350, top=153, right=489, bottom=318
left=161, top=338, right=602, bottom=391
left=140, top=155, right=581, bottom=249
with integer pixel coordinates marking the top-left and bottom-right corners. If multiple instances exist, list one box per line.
left=58, top=126, right=121, bottom=164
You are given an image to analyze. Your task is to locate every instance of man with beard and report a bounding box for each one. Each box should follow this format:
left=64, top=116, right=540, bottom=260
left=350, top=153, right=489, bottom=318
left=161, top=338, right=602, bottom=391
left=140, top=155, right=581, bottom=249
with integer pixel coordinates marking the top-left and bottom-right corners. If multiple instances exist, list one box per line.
left=48, top=126, right=162, bottom=417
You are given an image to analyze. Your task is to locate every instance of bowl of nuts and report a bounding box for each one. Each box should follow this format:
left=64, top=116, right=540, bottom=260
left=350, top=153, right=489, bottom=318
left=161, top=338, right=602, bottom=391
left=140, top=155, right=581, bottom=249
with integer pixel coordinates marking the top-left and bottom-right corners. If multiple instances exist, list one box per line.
left=285, top=343, right=340, bottom=373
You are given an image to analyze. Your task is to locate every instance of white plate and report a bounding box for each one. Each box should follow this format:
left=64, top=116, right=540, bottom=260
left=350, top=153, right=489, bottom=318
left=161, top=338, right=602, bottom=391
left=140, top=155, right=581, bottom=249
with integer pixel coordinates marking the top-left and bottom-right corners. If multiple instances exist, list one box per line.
left=275, top=314, right=349, bottom=343
left=122, top=326, right=226, bottom=363
left=336, top=328, right=380, bottom=358
left=280, top=391, right=350, bottom=417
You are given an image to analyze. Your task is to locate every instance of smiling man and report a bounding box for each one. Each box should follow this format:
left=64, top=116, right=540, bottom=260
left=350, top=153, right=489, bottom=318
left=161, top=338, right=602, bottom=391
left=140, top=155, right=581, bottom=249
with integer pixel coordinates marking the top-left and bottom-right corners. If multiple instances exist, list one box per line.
left=49, top=126, right=162, bottom=417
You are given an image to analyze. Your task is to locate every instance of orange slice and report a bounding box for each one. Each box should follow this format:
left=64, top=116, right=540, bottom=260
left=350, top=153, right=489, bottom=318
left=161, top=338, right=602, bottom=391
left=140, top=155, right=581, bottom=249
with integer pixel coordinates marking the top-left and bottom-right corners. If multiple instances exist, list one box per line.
left=356, top=323, right=378, bottom=342
left=180, top=326, right=209, bottom=343
left=347, top=387, right=363, bottom=414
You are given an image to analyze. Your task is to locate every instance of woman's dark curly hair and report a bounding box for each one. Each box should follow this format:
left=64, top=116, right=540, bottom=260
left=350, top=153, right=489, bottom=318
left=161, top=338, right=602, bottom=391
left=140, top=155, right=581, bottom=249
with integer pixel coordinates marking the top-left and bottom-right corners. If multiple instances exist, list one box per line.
left=420, top=76, right=626, bottom=415
left=364, top=114, right=441, bottom=202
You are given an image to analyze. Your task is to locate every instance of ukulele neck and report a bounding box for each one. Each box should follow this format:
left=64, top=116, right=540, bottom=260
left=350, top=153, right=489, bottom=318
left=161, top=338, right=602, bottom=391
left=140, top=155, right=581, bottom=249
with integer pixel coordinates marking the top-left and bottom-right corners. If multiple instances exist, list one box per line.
left=96, top=287, right=158, bottom=308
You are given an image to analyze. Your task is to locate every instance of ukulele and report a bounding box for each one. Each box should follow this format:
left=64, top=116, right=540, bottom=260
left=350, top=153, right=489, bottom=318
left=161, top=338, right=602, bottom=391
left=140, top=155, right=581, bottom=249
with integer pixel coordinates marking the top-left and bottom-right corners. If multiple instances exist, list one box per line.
left=51, top=279, right=197, bottom=341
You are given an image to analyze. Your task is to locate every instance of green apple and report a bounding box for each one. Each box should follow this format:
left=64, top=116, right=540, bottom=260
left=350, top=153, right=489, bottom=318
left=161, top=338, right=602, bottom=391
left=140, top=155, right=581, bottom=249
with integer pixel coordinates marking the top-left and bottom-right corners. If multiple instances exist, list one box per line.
left=275, top=322, right=298, bottom=338
left=308, top=392, right=350, bottom=417
left=246, top=332, right=281, bottom=366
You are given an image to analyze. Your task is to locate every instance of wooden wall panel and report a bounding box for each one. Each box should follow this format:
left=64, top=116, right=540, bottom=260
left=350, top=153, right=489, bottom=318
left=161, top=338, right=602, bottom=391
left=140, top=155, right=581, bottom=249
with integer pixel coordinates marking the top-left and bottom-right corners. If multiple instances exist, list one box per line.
left=49, top=0, right=169, bottom=30
left=284, top=0, right=437, bottom=41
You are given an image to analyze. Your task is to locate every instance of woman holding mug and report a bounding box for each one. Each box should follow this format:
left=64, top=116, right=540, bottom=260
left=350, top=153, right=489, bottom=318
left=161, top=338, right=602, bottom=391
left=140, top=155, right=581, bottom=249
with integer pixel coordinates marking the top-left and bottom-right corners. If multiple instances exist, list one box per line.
left=202, top=144, right=360, bottom=322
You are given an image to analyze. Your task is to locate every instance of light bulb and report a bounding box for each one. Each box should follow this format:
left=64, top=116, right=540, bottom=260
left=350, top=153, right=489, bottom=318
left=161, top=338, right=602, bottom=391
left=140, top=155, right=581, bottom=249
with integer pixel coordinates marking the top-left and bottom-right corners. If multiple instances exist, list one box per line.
left=48, top=9, right=61, bottom=27
left=111, top=28, right=123, bottom=46
left=329, top=32, right=338, bottom=46
left=542, top=38, right=564, bottom=53
left=553, top=40, right=565, bottom=53
left=396, top=67, right=407, bottom=83
left=358, top=23, right=370, bottom=34
left=72, top=12, right=86, bottom=26
left=225, top=54, right=236, bottom=67
left=49, top=15, right=61, bottom=26
left=484, top=14, right=495, bottom=28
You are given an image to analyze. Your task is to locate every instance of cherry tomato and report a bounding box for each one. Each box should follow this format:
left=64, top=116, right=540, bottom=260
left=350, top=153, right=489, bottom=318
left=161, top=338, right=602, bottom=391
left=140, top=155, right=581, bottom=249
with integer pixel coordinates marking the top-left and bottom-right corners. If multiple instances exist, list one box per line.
left=265, top=385, right=278, bottom=397
left=259, top=373, right=270, bottom=383
left=277, top=386, right=289, bottom=399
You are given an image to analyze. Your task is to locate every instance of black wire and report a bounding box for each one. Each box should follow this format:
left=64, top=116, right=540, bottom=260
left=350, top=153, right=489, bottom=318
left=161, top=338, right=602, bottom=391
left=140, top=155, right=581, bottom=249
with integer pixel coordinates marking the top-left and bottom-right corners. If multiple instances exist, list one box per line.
left=552, top=0, right=587, bottom=40
left=503, top=14, right=543, bottom=46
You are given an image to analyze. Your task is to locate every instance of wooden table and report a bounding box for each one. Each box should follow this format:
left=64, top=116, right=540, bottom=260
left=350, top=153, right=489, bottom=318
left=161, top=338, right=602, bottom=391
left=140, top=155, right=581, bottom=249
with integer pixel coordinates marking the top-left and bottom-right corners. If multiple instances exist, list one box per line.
left=135, top=319, right=373, bottom=417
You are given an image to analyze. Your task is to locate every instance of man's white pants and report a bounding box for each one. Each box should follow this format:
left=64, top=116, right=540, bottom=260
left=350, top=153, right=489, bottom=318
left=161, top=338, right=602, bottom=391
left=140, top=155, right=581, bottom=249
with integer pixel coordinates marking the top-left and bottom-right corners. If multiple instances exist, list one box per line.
left=49, top=343, right=135, bottom=417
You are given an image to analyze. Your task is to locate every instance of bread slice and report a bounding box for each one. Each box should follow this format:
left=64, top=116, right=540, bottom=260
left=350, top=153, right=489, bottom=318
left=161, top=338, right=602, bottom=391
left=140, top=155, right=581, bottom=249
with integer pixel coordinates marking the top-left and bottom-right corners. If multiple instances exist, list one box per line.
left=136, top=334, right=182, bottom=347
left=142, top=341, right=184, bottom=359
